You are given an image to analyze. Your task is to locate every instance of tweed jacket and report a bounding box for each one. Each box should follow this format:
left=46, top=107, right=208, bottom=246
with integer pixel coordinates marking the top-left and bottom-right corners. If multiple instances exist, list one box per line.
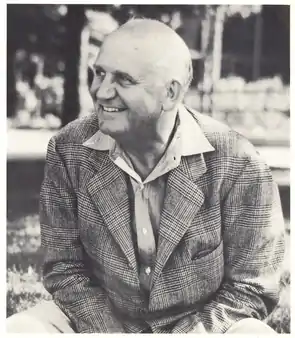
left=40, top=107, right=285, bottom=333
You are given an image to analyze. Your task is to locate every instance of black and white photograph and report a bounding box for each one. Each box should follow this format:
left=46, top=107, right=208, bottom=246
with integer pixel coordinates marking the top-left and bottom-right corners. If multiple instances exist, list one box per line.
left=6, top=4, right=290, bottom=334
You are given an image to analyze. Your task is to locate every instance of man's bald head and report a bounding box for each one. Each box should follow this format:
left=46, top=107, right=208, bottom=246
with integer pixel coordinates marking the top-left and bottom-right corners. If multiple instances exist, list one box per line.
left=104, top=18, right=193, bottom=95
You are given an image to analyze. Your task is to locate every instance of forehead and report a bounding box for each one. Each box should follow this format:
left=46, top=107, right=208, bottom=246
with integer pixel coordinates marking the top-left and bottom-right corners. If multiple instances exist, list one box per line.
left=94, top=33, right=162, bottom=78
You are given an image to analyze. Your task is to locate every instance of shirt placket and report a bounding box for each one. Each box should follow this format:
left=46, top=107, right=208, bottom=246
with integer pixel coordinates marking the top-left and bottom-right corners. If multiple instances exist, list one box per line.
left=133, top=182, right=156, bottom=291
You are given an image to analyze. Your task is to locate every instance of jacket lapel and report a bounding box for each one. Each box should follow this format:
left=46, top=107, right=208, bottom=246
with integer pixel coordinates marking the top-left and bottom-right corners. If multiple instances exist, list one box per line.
left=86, top=149, right=138, bottom=273
left=151, top=154, right=207, bottom=287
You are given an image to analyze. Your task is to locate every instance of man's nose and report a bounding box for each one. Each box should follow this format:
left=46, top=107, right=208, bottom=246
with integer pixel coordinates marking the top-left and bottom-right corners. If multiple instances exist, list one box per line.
left=91, top=74, right=116, bottom=101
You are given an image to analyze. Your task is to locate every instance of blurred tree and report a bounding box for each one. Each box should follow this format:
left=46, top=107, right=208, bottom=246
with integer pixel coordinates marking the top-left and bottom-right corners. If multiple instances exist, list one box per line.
left=7, top=4, right=66, bottom=117
left=61, top=5, right=85, bottom=127
left=200, top=5, right=267, bottom=90
left=7, top=6, right=17, bottom=118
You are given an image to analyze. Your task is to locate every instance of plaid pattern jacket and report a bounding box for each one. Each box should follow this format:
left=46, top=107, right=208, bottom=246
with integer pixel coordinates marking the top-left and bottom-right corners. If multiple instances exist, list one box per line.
left=40, top=108, right=285, bottom=333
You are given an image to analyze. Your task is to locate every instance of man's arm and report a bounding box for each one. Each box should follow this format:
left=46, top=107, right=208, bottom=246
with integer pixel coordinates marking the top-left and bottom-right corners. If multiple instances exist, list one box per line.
left=40, top=137, right=124, bottom=333
left=174, top=156, right=285, bottom=333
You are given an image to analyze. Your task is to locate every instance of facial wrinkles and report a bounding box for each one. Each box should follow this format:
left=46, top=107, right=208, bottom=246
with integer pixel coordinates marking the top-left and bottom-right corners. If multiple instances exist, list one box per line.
left=104, top=32, right=167, bottom=79
left=96, top=30, right=171, bottom=112
left=99, top=40, right=165, bottom=100
left=116, top=23, right=190, bottom=84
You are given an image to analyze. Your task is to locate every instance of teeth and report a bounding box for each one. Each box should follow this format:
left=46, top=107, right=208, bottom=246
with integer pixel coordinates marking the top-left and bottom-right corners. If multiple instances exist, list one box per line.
left=102, top=106, right=120, bottom=112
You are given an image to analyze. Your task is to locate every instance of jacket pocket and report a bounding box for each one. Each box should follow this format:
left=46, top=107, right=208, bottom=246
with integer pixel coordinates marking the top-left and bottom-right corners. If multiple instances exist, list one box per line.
left=189, top=240, right=224, bottom=301
left=191, top=240, right=223, bottom=263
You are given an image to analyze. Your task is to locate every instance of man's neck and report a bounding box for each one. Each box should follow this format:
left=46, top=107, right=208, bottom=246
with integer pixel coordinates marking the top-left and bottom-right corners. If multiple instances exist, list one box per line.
left=116, top=108, right=178, bottom=180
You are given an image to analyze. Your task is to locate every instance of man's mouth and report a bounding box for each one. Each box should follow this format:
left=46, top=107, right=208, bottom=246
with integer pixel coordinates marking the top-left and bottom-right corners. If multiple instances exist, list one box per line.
left=100, top=105, right=126, bottom=113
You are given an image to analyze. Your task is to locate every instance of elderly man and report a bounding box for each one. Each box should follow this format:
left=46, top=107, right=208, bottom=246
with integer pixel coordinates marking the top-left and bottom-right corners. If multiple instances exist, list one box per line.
left=7, top=19, right=285, bottom=333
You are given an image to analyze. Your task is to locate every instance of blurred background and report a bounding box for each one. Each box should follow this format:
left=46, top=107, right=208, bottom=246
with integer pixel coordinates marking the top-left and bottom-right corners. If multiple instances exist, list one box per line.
left=6, top=4, right=290, bottom=333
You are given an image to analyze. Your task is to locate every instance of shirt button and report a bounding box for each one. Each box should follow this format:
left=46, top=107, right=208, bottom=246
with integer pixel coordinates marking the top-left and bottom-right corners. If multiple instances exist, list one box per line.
left=142, top=228, right=147, bottom=235
left=145, top=267, right=151, bottom=275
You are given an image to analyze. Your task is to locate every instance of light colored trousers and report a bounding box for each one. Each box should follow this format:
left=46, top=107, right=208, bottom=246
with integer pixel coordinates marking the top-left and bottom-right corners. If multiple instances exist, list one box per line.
left=6, top=300, right=277, bottom=334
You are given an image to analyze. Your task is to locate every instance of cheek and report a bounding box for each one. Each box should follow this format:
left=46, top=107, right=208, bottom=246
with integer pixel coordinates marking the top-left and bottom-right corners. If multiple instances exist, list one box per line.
left=118, top=87, right=160, bottom=116
left=89, top=78, right=102, bottom=99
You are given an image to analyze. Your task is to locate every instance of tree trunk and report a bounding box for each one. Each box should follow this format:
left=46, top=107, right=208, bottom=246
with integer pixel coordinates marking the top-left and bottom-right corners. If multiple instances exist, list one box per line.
left=7, top=46, right=16, bottom=118
left=7, top=7, right=17, bottom=118
left=200, top=7, right=216, bottom=89
left=212, top=6, right=226, bottom=84
left=61, top=5, right=85, bottom=127
left=199, top=6, right=216, bottom=115
left=252, top=9, right=263, bottom=81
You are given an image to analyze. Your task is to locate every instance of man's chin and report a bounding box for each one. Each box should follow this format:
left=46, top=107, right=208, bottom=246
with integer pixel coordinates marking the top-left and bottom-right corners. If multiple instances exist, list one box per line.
left=98, top=120, right=125, bottom=138
left=98, top=120, right=111, bottom=134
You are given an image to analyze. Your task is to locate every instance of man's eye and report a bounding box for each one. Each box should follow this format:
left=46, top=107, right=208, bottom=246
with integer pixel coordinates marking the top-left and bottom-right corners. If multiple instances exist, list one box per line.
left=117, top=76, right=134, bottom=86
left=95, top=69, right=106, bottom=77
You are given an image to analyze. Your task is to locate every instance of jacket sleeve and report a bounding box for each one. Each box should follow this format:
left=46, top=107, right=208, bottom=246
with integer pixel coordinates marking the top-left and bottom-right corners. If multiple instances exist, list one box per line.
left=173, top=156, right=285, bottom=333
left=40, top=137, right=125, bottom=333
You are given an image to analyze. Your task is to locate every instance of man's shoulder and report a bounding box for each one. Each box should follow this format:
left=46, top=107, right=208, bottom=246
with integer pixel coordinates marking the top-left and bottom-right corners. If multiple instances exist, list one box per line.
left=187, top=107, right=260, bottom=161
left=52, top=112, right=98, bottom=145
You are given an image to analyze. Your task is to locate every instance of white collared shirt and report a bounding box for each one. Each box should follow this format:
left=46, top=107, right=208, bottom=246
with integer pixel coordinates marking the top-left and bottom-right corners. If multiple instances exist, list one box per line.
left=83, top=105, right=214, bottom=292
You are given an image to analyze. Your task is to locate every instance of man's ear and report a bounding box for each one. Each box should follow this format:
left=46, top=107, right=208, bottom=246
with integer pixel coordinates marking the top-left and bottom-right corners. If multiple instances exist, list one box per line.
left=162, top=80, right=182, bottom=111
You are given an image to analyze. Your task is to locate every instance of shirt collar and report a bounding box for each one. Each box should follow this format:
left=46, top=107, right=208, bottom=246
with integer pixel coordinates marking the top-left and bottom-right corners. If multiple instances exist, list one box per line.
left=82, top=104, right=215, bottom=156
left=178, top=104, right=214, bottom=155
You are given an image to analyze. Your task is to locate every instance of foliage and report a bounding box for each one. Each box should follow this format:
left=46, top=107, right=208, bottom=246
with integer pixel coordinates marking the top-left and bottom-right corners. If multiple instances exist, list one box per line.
left=7, top=215, right=51, bottom=317
left=7, top=5, right=66, bottom=61
left=8, top=75, right=62, bottom=129
left=184, top=76, right=290, bottom=143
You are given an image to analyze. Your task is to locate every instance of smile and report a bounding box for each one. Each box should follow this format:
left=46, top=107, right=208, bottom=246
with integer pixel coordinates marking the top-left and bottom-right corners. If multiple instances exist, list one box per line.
left=101, top=106, right=126, bottom=112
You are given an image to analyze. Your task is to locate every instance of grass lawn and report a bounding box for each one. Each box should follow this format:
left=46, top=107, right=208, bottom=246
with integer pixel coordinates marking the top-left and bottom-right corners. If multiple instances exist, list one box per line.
left=6, top=214, right=291, bottom=333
